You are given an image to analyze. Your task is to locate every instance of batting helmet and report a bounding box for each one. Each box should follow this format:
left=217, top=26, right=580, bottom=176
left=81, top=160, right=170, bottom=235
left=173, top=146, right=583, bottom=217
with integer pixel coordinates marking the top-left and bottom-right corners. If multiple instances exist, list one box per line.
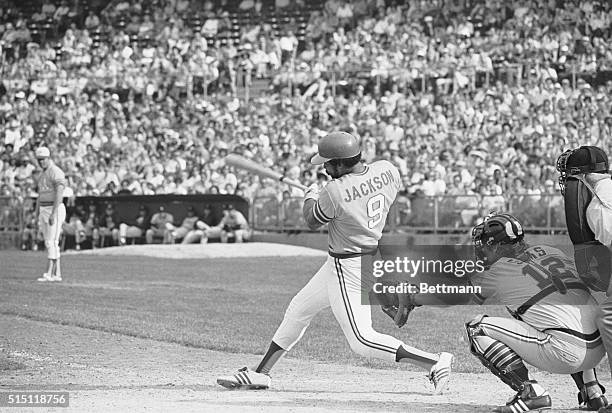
left=310, top=131, right=361, bottom=165
left=556, top=145, right=609, bottom=194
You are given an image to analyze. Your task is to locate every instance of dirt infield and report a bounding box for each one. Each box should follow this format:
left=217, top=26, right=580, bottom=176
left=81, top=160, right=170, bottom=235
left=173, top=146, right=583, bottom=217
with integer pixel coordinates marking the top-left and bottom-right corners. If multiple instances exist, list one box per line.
left=63, top=242, right=327, bottom=259
left=2, top=246, right=610, bottom=412
left=1, top=314, right=606, bottom=412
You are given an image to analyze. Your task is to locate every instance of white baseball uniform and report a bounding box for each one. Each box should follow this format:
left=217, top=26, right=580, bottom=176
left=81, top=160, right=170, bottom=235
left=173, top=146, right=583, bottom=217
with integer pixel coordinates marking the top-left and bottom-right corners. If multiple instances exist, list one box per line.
left=470, top=245, right=604, bottom=374
left=37, top=160, right=66, bottom=260
left=272, top=160, right=438, bottom=365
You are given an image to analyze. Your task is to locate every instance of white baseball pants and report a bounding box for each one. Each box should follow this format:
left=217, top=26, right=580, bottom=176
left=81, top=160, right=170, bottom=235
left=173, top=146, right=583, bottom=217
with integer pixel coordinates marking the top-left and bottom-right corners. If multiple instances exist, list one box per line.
left=272, top=255, right=436, bottom=364
left=475, top=316, right=605, bottom=374
left=38, top=204, right=66, bottom=260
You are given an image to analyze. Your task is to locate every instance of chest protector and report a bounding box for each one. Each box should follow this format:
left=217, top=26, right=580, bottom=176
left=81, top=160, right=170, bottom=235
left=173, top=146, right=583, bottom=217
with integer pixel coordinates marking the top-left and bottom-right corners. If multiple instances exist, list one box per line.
left=563, top=177, right=611, bottom=291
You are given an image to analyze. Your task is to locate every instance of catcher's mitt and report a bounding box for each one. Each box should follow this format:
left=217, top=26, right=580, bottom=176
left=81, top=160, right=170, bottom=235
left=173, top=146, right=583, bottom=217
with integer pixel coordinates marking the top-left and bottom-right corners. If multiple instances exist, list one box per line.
left=380, top=285, right=419, bottom=328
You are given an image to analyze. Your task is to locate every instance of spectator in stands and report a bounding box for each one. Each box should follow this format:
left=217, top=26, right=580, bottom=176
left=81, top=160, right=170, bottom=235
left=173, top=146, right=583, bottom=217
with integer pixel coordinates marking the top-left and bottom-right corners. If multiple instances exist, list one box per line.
left=479, top=182, right=507, bottom=215
left=116, top=179, right=133, bottom=195
left=280, top=189, right=302, bottom=227
left=1, top=0, right=612, bottom=238
left=145, top=205, right=174, bottom=244
left=450, top=177, right=480, bottom=227
left=421, top=171, right=446, bottom=196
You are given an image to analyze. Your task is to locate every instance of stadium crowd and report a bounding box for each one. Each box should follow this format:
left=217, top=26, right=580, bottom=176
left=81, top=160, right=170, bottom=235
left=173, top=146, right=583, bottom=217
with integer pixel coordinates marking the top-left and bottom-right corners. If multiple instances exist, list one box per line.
left=0, top=0, right=611, bottom=233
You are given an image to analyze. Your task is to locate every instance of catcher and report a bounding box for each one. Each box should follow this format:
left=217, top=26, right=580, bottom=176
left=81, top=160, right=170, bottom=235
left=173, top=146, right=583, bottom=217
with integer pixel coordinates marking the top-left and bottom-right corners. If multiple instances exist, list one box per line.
left=386, top=213, right=608, bottom=412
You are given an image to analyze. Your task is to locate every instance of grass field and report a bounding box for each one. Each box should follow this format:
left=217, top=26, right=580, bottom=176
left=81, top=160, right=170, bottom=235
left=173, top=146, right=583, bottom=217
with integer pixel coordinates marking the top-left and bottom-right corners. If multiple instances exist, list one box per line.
left=1, top=248, right=610, bottom=412
left=0, top=250, right=510, bottom=373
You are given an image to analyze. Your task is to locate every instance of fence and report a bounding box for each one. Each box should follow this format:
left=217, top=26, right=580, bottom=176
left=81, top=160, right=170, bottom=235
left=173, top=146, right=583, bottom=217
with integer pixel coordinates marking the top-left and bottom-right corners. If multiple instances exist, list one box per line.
left=0, top=193, right=569, bottom=237
left=250, top=193, right=568, bottom=234
left=273, top=61, right=612, bottom=99
left=3, top=59, right=612, bottom=106
left=0, top=196, right=29, bottom=232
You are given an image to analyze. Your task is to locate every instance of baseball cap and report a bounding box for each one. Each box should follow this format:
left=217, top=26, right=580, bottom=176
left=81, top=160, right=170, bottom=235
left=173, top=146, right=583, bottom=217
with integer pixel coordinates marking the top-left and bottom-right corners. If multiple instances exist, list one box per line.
left=35, top=147, right=50, bottom=158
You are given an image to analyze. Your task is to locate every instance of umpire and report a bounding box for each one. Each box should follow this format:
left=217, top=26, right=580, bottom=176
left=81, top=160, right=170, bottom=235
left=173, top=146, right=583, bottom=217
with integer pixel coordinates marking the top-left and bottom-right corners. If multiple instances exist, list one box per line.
left=557, top=145, right=612, bottom=412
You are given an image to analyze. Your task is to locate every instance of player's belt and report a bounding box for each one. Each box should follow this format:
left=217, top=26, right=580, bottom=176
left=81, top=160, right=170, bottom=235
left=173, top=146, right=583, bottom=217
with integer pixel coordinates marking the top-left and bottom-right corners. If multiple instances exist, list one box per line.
left=328, top=249, right=378, bottom=259
left=543, top=327, right=600, bottom=342
left=39, top=201, right=56, bottom=207
left=511, top=281, right=590, bottom=319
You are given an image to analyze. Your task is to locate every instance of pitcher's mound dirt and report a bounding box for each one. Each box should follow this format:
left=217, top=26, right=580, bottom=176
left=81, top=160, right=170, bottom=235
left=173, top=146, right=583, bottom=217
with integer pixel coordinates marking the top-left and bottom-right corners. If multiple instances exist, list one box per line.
left=64, top=242, right=327, bottom=259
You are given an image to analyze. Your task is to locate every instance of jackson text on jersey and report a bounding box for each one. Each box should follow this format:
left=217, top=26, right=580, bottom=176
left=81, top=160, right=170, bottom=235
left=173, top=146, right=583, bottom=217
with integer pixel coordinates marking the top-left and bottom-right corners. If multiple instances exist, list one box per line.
left=343, top=169, right=396, bottom=202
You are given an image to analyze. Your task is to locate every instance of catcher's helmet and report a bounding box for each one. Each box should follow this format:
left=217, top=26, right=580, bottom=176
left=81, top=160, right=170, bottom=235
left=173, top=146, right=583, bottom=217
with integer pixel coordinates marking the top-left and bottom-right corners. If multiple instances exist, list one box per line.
left=472, top=213, right=525, bottom=266
left=311, top=131, right=361, bottom=165
left=556, top=146, right=609, bottom=195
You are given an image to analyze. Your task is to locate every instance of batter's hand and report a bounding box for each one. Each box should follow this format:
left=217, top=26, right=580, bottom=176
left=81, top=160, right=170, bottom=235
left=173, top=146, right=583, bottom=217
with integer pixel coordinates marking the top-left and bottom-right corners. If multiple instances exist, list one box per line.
left=304, top=183, right=320, bottom=201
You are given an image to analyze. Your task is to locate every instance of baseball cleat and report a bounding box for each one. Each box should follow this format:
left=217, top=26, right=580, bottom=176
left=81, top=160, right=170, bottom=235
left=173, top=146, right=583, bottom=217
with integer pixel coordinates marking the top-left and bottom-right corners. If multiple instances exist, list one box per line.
left=429, top=352, right=453, bottom=394
left=579, top=382, right=608, bottom=410
left=37, top=273, right=54, bottom=282
left=494, top=383, right=551, bottom=413
left=50, top=275, right=62, bottom=282
left=217, top=367, right=271, bottom=390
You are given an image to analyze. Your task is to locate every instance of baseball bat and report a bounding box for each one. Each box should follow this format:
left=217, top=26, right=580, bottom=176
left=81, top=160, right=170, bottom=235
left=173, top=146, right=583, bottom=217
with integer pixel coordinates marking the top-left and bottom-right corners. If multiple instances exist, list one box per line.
left=225, top=154, right=308, bottom=191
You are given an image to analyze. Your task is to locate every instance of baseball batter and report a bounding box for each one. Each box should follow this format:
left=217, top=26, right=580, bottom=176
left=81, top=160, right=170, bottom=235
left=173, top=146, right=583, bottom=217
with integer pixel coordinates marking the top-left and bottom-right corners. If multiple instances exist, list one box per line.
left=466, top=214, right=606, bottom=412
left=35, top=147, right=66, bottom=282
left=217, top=131, right=453, bottom=392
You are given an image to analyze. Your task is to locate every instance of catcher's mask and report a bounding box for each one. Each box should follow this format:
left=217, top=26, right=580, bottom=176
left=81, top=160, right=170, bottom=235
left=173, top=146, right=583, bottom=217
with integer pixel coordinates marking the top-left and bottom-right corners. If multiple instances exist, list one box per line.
left=556, top=146, right=609, bottom=195
left=472, top=213, right=525, bottom=267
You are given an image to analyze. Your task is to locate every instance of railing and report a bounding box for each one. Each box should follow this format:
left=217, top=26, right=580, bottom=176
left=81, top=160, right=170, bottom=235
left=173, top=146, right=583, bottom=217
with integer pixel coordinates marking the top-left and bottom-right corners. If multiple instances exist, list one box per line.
left=0, top=193, right=571, bottom=236
left=250, top=194, right=568, bottom=234
left=277, top=62, right=612, bottom=97
left=0, top=196, right=27, bottom=232
left=251, top=195, right=310, bottom=232
left=2, top=60, right=612, bottom=102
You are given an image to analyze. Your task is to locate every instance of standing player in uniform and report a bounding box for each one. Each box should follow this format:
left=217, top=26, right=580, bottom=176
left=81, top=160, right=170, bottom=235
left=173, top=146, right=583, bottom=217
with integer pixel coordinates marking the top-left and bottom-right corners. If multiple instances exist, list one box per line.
left=556, top=146, right=612, bottom=413
left=34, top=147, right=66, bottom=282
left=217, top=131, right=453, bottom=393
left=465, top=214, right=607, bottom=412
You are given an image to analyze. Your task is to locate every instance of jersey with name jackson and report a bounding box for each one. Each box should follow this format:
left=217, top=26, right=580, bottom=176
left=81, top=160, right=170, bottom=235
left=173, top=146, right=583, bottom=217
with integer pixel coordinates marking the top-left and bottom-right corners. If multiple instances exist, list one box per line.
left=470, top=245, right=599, bottom=336
left=313, top=160, right=400, bottom=255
